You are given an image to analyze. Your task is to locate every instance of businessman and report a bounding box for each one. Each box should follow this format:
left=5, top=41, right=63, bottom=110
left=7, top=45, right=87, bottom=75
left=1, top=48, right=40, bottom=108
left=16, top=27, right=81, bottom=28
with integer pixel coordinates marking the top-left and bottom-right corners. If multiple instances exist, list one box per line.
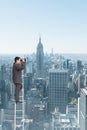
left=12, top=57, right=26, bottom=103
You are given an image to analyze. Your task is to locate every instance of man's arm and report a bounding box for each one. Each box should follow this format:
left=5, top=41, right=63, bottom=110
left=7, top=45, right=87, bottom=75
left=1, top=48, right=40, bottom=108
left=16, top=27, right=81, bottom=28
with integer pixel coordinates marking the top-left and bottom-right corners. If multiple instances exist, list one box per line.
left=16, top=62, right=26, bottom=71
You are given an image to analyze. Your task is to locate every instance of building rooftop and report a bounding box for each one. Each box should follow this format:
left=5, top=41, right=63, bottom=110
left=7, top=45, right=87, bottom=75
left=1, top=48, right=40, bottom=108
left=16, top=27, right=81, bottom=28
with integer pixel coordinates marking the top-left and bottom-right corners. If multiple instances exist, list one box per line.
left=82, top=88, right=87, bottom=95
left=49, top=69, right=68, bottom=73
left=51, top=109, right=79, bottom=128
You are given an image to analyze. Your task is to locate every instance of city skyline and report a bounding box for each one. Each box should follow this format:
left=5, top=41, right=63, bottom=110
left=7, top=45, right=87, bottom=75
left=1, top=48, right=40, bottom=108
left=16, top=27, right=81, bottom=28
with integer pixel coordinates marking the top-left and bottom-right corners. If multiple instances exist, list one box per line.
left=0, top=0, right=87, bottom=54
left=0, top=50, right=85, bottom=130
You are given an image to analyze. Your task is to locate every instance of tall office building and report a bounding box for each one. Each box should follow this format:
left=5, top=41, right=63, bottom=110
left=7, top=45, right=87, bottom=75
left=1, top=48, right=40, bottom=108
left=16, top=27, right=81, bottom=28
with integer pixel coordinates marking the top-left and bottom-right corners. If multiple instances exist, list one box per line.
left=36, top=37, right=44, bottom=78
left=24, top=73, right=32, bottom=94
left=0, top=65, right=6, bottom=80
left=24, top=61, right=33, bottom=93
left=0, top=80, right=8, bottom=108
left=77, top=60, right=82, bottom=73
left=48, top=69, right=68, bottom=114
left=0, top=65, right=8, bottom=108
left=79, top=88, right=87, bottom=130
left=26, top=61, right=32, bottom=74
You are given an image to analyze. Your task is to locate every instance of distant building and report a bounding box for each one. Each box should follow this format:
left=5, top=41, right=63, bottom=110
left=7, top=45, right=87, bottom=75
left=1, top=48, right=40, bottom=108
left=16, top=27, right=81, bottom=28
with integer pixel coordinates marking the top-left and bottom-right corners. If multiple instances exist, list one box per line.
left=24, top=73, right=32, bottom=94
left=32, top=104, right=45, bottom=122
left=0, top=125, right=2, bottom=130
left=26, top=61, right=32, bottom=74
left=36, top=37, right=44, bottom=78
left=48, top=69, right=68, bottom=114
left=78, top=74, right=85, bottom=95
left=0, top=109, right=4, bottom=125
left=68, top=103, right=78, bottom=117
left=34, top=78, right=47, bottom=97
left=84, top=70, right=87, bottom=87
left=79, top=88, right=87, bottom=130
left=0, top=80, right=8, bottom=108
left=24, top=60, right=33, bottom=94
left=51, top=108, right=80, bottom=130
left=0, top=65, right=6, bottom=80
left=77, top=60, right=82, bottom=73
left=26, top=88, right=46, bottom=120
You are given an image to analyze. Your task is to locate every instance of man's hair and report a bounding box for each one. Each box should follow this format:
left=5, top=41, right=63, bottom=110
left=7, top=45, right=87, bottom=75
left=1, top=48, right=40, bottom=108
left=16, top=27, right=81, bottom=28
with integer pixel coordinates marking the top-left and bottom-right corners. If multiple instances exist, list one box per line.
left=14, top=57, right=20, bottom=63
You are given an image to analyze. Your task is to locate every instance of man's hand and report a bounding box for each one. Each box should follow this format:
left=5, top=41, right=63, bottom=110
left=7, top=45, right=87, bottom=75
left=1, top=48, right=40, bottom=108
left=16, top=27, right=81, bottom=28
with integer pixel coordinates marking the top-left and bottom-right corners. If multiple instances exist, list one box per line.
left=21, top=58, right=26, bottom=62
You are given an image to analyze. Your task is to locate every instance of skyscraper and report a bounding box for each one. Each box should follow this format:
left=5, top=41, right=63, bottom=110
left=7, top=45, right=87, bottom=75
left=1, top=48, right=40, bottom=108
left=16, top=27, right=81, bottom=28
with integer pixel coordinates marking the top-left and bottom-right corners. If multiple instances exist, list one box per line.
left=79, top=88, right=87, bottom=130
left=24, top=60, right=33, bottom=93
left=0, top=65, right=8, bottom=108
left=48, top=69, right=68, bottom=114
left=36, top=37, right=44, bottom=78
left=77, top=60, right=82, bottom=73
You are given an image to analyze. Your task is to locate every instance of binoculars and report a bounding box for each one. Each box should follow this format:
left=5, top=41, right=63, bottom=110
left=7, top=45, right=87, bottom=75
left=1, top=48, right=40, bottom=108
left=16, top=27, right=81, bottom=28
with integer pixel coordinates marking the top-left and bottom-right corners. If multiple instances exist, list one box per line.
left=20, top=58, right=26, bottom=62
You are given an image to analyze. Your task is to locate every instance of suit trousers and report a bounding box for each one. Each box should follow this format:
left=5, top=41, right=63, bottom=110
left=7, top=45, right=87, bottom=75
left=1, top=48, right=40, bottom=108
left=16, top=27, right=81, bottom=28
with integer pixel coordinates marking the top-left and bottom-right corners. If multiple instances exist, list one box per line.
left=14, top=83, right=22, bottom=102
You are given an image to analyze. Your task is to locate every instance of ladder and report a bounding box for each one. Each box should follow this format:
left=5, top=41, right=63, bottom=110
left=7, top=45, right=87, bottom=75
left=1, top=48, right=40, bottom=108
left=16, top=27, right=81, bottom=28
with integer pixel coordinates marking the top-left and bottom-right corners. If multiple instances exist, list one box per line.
left=14, top=86, right=25, bottom=130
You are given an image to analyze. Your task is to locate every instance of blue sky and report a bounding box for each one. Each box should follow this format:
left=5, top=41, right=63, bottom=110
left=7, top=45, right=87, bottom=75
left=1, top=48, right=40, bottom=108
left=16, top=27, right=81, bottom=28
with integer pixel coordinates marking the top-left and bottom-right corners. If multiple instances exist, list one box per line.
left=0, top=0, right=87, bottom=54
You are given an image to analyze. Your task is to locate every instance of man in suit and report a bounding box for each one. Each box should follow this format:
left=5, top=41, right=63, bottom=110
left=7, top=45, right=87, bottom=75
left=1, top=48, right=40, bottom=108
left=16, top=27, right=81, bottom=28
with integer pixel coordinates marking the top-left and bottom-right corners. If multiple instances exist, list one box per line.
left=12, top=57, right=26, bottom=103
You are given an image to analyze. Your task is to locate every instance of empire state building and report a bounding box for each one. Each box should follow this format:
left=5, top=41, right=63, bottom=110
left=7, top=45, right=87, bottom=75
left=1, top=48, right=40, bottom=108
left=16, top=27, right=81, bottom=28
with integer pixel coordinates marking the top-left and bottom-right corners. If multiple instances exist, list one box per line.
left=36, top=37, right=44, bottom=78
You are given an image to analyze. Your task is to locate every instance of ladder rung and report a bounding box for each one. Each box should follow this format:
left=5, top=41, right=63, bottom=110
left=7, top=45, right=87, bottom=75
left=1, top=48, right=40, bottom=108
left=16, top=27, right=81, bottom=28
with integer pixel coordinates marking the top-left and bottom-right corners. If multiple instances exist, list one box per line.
left=19, top=96, right=23, bottom=97
left=16, top=124, right=22, bottom=127
left=16, top=110, right=23, bottom=111
left=16, top=117, right=22, bottom=119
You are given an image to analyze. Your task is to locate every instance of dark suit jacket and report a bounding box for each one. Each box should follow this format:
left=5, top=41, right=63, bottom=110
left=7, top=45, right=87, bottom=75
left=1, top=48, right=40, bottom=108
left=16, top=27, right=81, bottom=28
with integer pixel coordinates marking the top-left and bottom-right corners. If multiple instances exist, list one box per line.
left=12, top=62, right=25, bottom=84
